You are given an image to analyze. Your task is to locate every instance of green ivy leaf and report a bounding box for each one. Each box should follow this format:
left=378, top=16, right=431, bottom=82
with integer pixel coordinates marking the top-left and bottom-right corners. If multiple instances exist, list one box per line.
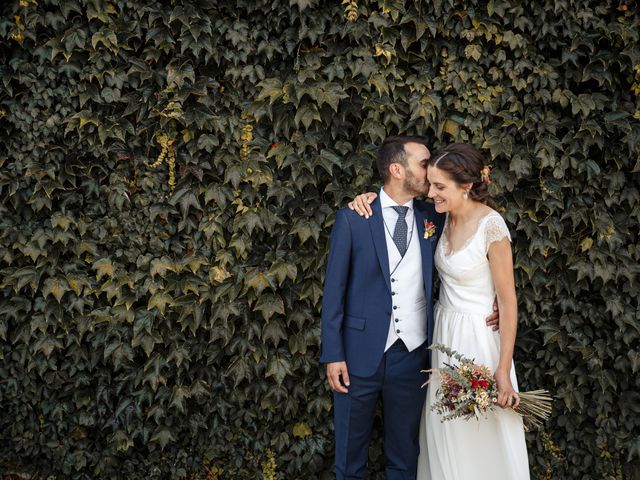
left=254, top=294, right=285, bottom=321
left=262, top=319, right=287, bottom=347
left=265, top=354, right=292, bottom=386
left=289, top=0, right=315, bottom=11
left=294, top=104, right=321, bottom=129
left=227, top=355, right=251, bottom=387
left=268, top=260, right=297, bottom=285
left=110, top=430, right=134, bottom=453
left=5, top=267, right=39, bottom=293
left=150, top=426, right=176, bottom=450
left=169, top=385, right=191, bottom=414
left=34, top=336, right=63, bottom=358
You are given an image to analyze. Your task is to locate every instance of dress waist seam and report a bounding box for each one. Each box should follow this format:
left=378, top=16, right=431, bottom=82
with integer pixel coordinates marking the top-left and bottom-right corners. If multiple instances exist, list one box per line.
left=436, top=303, right=493, bottom=316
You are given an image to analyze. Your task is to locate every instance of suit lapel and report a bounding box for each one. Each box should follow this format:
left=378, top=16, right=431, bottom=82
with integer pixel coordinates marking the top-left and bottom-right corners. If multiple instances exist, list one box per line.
left=369, top=199, right=391, bottom=293
left=414, top=206, right=434, bottom=293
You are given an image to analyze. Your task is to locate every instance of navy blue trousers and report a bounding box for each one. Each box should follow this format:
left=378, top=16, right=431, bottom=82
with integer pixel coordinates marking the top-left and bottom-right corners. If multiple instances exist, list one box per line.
left=333, top=340, right=430, bottom=480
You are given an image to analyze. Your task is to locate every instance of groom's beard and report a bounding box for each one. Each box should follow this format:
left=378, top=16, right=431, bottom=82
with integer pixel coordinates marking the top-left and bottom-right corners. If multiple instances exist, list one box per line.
left=403, top=169, right=427, bottom=198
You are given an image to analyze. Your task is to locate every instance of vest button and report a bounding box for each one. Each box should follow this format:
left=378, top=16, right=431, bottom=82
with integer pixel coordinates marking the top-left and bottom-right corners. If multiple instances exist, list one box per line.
left=391, top=292, right=396, bottom=295
left=393, top=306, right=398, bottom=310
left=395, top=319, right=399, bottom=323
left=396, top=329, right=400, bottom=334
left=391, top=278, right=396, bottom=282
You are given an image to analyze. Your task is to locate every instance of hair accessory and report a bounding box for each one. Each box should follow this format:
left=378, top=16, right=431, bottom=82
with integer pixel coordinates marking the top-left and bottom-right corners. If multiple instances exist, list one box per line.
left=433, top=152, right=449, bottom=166
left=480, top=165, right=492, bottom=184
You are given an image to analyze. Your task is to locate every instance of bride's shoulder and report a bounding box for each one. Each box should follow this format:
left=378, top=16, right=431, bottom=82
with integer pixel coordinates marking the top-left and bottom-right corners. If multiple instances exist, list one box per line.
left=480, top=207, right=506, bottom=222
left=478, top=207, right=504, bottom=222
left=480, top=209, right=511, bottom=244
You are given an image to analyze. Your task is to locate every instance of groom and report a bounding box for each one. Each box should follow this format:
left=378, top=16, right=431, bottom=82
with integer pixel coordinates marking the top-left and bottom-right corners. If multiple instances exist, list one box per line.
left=320, top=136, right=446, bottom=479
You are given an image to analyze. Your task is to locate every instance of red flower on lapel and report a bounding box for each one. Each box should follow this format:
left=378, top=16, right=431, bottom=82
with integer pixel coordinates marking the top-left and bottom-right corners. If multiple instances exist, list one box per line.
left=424, top=220, right=437, bottom=239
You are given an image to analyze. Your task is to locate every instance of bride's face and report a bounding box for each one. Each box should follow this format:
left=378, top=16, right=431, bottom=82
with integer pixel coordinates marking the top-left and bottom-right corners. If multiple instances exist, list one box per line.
left=426, top=165, right=468, bottom=213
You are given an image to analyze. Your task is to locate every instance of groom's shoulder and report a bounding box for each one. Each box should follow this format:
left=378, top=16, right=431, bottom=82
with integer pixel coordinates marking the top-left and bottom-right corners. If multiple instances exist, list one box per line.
left=335, top=207, right=368, bottom=224
left=330, top=206, right=377, bottom=235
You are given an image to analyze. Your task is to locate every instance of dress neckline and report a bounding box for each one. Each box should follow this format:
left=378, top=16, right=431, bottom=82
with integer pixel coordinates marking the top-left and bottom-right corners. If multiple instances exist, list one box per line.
left=441, top=210, right=498, bottom=257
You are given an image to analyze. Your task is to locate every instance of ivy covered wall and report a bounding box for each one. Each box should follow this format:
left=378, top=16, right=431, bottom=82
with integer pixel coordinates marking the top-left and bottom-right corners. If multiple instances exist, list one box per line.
left=0, top=0, right=638, bottom=478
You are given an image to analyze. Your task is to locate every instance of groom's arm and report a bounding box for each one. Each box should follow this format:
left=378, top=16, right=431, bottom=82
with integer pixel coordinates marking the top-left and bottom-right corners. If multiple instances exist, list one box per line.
left=347, top=195, right=502, bottom=329
left=320, top=210, right=352, bottom=392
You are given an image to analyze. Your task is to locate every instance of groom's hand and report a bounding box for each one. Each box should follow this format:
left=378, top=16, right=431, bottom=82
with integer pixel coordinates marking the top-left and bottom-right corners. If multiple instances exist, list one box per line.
left=485, top=298, right=500, bottom=331
left=326, top=361, right=350, bottom=393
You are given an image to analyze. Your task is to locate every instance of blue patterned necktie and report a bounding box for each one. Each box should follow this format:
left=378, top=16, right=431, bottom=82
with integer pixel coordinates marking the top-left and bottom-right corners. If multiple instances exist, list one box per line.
left=392, top=206, right=409, bottom=256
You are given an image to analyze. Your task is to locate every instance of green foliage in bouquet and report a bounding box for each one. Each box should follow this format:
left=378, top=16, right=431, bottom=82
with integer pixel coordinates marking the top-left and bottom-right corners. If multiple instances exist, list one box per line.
left=425, top=344, right=500, bottom=421
left=0, top=0, right=638, bottom=478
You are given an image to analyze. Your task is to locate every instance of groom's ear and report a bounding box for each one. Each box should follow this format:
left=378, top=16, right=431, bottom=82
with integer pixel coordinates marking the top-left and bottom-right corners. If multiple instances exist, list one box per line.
left=389, top=162, right=403, bottom=179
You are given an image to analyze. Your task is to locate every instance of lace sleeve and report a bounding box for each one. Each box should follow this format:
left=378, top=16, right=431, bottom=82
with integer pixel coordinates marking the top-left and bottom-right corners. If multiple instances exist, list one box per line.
left=484, top=214, right=511, bottom=253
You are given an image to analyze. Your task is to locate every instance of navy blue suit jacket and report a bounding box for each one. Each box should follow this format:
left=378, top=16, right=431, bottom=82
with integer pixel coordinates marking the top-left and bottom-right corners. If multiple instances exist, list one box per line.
left=320, top=198, right=445, bottom=377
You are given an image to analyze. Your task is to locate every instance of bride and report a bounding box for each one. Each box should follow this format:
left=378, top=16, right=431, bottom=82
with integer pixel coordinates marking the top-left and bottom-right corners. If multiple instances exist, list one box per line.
left=350, top=143, right=530, bottom=479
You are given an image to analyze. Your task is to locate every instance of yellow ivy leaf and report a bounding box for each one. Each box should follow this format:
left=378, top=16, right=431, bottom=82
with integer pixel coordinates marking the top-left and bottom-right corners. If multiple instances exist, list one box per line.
left=244, top=271, right=272, bottom=295
left=147, top=291, right=173, bottom=315
left=292, top=422, right=312, bottom=438
left=42, top=277, right=69, bottom=303
left=93, top=258, right=114, bottom=281
left=526, top=210, right=539, bottom=222
left=150, top=257, right=175, bottom=279
left=464, top=44, right=482, bottom=61
left=580, top=237, right=594, bottom=251
left=182, top=128, right=194, bottom=143
left=374, top=44, right=393, bottom=61
left=210, top=266, right=232, bottom=283
left=67, top=275, right=90, bottom=295
left=51, top=212, right=74, bottom=231
left=443, top=119, right=459, bottom=137
left=183, top=256, right=208, bottom=274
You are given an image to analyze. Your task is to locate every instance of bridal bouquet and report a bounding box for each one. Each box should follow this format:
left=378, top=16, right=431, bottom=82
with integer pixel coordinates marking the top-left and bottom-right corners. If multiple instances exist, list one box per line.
left=423, top=343, right=552, bottom=430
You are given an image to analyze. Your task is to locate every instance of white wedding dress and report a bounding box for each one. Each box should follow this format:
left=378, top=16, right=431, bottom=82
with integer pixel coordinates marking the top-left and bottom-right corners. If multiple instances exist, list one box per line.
left=417, top=211, right=530, bottom=479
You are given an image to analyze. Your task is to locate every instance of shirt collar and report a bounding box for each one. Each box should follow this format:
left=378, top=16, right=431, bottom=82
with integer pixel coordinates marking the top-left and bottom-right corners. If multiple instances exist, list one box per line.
left=379, top=187, right=414, bottom=212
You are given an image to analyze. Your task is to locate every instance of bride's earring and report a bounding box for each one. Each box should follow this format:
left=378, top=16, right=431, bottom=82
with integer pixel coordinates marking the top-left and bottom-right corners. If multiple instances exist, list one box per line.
left=463, top=190, right=469, bottom=200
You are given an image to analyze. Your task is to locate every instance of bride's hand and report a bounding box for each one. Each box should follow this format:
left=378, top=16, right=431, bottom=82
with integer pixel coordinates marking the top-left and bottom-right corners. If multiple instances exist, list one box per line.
left=494, top=369, right=520, bottom=409
left=348, top=192, right=377, bottom=218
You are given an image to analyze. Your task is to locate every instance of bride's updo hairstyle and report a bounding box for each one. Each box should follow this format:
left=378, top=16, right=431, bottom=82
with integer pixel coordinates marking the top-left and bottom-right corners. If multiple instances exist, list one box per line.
left=428, top=143, right=496, bottom=208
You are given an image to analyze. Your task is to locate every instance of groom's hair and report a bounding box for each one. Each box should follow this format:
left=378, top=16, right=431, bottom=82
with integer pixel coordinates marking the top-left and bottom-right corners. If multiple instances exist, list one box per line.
left=377, top=136, right=429, bottom=183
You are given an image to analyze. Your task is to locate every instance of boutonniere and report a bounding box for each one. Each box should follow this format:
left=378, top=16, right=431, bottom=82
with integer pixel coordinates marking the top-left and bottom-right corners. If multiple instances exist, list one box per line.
left=424, top=220, right=437, bottom=239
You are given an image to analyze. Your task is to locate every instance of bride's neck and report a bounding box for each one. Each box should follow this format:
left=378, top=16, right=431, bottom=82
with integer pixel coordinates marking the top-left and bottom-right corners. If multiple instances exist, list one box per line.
left=448, top=201, right=482, bottom=226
